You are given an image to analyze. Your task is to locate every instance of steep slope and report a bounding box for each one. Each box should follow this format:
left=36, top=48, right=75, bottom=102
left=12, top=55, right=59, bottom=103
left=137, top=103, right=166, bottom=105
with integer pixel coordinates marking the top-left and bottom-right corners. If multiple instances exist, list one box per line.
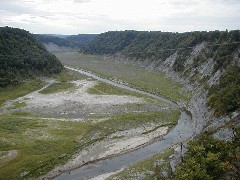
left=82, top=29, right=240, bottom=179
left=84, top=30, right=240, bottom=118
left=0, top=27, right=63, bottom=87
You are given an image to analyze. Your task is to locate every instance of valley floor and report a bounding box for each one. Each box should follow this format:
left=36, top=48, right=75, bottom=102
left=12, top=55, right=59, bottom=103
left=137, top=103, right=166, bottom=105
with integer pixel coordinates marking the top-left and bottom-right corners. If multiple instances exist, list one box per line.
left=0, top=66, right=181, bottom=179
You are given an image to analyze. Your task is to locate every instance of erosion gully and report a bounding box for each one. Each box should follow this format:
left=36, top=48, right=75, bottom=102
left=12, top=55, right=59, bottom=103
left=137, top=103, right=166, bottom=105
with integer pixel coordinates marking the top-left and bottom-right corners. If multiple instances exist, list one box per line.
left=54, top=66, right=194, bottom=180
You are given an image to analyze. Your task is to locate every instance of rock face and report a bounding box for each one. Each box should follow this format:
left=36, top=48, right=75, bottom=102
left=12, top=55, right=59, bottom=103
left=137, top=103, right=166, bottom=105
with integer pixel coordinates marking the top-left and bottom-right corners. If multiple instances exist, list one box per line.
left=105, top=39, right=240, bottom=135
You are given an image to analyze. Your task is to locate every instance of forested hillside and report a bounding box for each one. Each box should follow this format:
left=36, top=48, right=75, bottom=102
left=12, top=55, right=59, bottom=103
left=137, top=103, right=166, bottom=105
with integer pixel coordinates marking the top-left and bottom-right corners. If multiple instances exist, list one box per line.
left=34, top=34, right=78, bottom=48
left=83, top=30, right=139, bottom=54
left=66, top=34, right=97, bottom=48
left=83, top=30, right=240, bottom=117
left=34, top=34, right=97, bottom=51
left=0, top=27, right=63, bottom=87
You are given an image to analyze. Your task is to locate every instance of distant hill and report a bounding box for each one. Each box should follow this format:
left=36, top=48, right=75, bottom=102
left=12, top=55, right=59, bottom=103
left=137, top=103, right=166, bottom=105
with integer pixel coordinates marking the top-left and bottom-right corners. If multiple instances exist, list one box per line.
left=34, top=34, right=79, bottom=51
left=65, top=34, right=97, bottom=48
left=0, top=27, right=63, bottom=87
left=34, top=34, right=97, bottom=51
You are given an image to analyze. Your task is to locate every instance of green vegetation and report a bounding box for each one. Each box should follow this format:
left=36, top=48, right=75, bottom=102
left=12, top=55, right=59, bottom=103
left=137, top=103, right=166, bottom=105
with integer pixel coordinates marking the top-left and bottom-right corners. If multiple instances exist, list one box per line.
left=108, top=148, right=174, bottom=180
left=83, top=30, right=240, bottom=68
left=0, top=113, right=90, bottom=179
left=39, top=82, right=75, bottom=94
left=39, top=69, right=86, bottom=94
left=53, top=68, right=87, bottom=81
left=0, top=80, right=46, bottom=106
left=0, top=109, right=180, bottom=179
left=34, top=34, right=97, bottom=49
left=173, top=130, right=240, bottom=180
left=54, top=52, right=190, bottom=103
left=86, top=81, right=160, bottom=103
left=208, top=64, right=240, bottom=116
left=34, top=34, right=78, bottom=48
left=8, top=101, right=27, bottom=109
left=173, top=49, right=192, bottom=72
left=90, top=110, right=180, bottom=131
left=83, top=30, right=139, bottom=54
left=0, top=27, right=63, bottom=87
left=81, top=29, right=240, bottom=116
left=65, top=34, right=97, bottom=48
left=87, top=82, right=131, bottom=95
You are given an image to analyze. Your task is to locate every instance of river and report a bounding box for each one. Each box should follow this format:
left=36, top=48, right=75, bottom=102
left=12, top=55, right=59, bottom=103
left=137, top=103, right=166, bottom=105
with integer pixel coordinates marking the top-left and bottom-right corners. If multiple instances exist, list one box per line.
left=54, top=66, right=194, bottom=180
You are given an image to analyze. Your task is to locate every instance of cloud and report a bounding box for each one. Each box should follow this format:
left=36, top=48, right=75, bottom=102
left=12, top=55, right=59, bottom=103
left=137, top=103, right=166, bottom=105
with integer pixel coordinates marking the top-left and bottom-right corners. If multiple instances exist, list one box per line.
left=0, top=0, right=239, bottom=34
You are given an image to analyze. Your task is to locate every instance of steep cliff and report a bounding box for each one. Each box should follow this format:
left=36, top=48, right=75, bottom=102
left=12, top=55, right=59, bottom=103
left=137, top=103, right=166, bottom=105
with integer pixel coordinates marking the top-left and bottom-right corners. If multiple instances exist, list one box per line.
left=83, top=30, right=240, bottom=133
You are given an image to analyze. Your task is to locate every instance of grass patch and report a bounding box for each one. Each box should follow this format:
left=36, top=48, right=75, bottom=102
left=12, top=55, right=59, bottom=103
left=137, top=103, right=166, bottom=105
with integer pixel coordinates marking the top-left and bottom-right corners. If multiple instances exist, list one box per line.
left=91, top=110, right=180, bottom=131
left=108, top=148, right=174, bottom=180
left=87, top=82, right=132, bottom=95
left=87, top=81, right=161, bottom=103
left=54, top=52, right=191, bottom=103
left=10, top=111, right=33, bottom=116
left=39, top=82, right=75, bottom=94
left=0, top=80, right=46, bottom=107
left=0, top=113, right=92, bottom=179
left=39, top=68, right=88, bottom=94
left=8, top=101, right=27, bottom=109
left=53, top=68, right=87, bottom=82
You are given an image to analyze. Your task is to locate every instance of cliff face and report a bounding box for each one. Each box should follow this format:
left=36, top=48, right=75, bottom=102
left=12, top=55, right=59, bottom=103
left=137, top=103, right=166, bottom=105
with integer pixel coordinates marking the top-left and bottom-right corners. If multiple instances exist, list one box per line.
left=84, top=30, right=240, bottom=134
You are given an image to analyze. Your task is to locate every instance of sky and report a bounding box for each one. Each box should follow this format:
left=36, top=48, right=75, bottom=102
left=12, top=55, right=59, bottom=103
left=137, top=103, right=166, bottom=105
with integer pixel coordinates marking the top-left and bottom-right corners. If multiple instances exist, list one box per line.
left=0, top=0, right=240, bottom=34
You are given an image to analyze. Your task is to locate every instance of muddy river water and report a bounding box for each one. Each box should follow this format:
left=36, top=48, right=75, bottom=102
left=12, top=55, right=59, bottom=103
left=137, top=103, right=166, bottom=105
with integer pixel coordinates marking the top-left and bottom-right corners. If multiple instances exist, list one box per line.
left=54, top=66, right=194, bottom=180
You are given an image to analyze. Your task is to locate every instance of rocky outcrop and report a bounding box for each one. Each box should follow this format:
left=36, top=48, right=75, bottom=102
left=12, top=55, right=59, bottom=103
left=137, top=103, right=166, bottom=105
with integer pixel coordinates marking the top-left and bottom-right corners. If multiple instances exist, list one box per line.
left=105, top=42, right=238, bottom=136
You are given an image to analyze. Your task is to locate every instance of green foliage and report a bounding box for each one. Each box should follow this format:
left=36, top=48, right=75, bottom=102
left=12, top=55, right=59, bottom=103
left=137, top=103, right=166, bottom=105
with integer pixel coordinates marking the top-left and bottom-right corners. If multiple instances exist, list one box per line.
left=34, top=34, right=77, bottom=48
left=0, top=27, right=63, bottom=87
left=39, top=82, right=75, bottom=94
left=108, top=148, right=174, bottom=180
left=0, top=80, right=46, bottom=106
left=65, top=34, right=97, bottom=48
left=174, top=131, right=240, bottom=180
left=9, top=101, right=27, bottom=109
left=39, top=69, right=86, bottom=94
left=208, top=65, right=240, bottom=116
left=83, top=30, right=240, bottom=74
left=173, top=49, right=192, bottom=72
left=0, top=114, right=90, bottom=179
left=34, top=34, right=97, bottom=49
left=87, top=81, right=150, bottom=100
left=55, top=52, right=190, bottom=103
left=83, top=30, right=140, bottom=54
left=98, top=110, right=180, bottom=130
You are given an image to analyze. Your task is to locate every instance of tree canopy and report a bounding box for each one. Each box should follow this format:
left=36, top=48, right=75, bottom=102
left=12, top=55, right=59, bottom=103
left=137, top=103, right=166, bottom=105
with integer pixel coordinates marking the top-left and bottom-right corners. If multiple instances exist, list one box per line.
left=0, top=27, right=63, bottom=87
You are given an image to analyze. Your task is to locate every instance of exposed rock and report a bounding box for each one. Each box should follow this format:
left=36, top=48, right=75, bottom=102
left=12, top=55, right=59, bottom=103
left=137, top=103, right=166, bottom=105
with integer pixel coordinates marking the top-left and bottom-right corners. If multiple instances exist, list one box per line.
left=161, top=171, right=168, bottom=178
left=213, top=128, right=234, bottom=142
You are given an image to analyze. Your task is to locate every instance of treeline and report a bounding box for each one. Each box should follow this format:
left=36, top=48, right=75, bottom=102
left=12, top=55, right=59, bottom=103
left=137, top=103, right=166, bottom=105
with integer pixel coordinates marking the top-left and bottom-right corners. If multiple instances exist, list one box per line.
left=83, top=30, right=139, bottom=54
left=0, top=27, right=63, bottom=87
left=65, top=34, right=97, bottom=48
left=34, top=34, right=78, bottom=48
left=83, top=30, right=240, bottom=65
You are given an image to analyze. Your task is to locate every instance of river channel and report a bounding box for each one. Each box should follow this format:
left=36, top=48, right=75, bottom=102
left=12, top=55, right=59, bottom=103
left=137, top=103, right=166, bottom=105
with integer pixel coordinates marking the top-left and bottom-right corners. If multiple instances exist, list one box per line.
left=54, top=66, right=194, bottom=180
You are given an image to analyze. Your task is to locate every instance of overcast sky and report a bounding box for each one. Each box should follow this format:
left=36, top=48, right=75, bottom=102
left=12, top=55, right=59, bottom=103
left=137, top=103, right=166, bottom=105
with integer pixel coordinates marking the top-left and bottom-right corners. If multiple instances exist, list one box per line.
left=0, top=0, right=240, bottom=34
